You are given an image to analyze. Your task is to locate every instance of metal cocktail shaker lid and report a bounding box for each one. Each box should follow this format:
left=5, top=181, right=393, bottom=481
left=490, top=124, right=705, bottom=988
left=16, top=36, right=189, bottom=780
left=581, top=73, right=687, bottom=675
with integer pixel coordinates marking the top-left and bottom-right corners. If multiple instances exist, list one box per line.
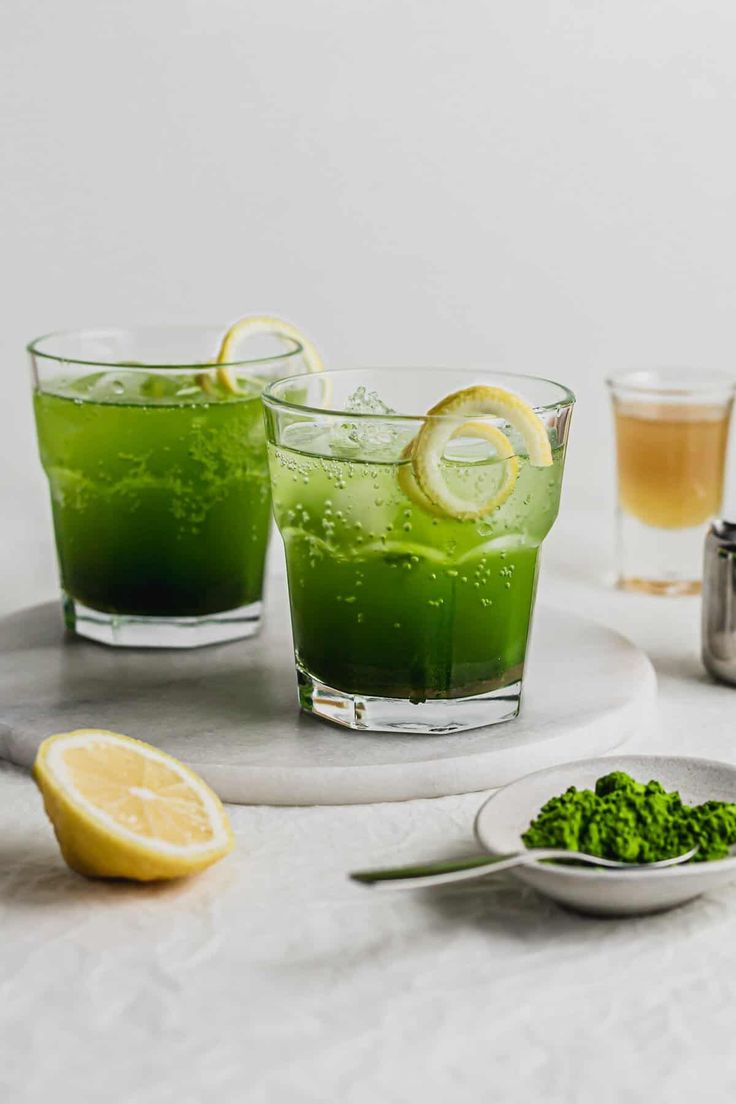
left=702, top=519, right=736, bottom=686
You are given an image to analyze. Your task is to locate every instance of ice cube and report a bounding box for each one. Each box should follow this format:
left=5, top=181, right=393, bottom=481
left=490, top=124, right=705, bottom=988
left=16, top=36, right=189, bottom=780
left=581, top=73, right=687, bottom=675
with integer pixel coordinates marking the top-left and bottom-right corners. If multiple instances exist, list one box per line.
left=345, top=386, right=397, bottom=417
left=85, top=371, right=142, bottom=401
left=328, top=386, right=408, bottom=459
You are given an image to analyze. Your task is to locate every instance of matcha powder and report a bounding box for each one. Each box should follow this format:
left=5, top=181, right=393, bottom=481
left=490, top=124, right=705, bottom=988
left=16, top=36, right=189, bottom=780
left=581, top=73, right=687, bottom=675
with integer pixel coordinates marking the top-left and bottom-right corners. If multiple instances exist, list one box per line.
left=522, top=771, right=736, bottom=863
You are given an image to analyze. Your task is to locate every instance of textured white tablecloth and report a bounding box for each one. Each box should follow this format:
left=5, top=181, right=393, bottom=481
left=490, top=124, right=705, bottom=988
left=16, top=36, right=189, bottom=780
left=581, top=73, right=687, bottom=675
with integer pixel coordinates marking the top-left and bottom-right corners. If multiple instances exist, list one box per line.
left=2, top=509, right=736, bottom=1104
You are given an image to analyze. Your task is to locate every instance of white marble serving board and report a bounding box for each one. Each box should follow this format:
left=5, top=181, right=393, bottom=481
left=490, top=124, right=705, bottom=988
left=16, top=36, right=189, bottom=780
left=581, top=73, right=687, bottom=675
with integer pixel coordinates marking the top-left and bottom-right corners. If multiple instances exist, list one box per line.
left=0, top=588, right=656, bottom=805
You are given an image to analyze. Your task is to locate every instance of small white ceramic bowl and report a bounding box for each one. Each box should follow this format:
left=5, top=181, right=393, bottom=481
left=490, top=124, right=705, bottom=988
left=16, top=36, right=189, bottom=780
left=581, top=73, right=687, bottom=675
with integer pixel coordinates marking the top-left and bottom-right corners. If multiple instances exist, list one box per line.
left=474, top=755, right=736, bottom=916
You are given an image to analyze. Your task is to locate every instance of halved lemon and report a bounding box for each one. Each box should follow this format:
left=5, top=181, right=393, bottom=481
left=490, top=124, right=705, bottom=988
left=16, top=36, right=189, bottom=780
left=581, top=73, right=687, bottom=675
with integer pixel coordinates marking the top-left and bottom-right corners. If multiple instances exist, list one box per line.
left=409, top=385, right=552, bottom=520
left=206, top=315, right=324, bottom=395
left=33, top=730, right=234, bottom=881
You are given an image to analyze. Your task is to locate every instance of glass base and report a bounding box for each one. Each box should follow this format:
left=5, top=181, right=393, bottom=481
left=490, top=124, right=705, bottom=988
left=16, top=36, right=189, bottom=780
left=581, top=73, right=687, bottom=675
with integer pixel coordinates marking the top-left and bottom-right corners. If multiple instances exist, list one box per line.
left=617, top=576, right=700, bottom=597
left=297, top=662, right=522, bottom=734
left=615, top=511, right=706, bottom=596
left=63, top=593, right=262, bottom=649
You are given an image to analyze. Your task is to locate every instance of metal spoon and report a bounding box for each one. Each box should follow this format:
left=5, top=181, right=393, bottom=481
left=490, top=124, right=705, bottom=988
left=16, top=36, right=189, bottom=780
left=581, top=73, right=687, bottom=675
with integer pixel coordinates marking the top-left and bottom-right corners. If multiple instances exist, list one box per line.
left=350, top=846, right=699, bottom=890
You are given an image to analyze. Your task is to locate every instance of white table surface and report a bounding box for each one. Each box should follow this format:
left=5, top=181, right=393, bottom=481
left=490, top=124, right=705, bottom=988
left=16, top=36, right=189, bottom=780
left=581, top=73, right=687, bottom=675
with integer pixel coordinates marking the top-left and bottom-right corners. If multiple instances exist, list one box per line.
left=2, top=508, right=736, bottom=1104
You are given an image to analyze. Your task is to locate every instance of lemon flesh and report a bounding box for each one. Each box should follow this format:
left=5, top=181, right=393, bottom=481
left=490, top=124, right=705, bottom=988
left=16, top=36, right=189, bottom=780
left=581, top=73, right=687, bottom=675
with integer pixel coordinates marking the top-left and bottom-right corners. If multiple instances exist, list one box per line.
left=210, top=315, right=324, bottom=395
left=411, top=385, right=552, bottom=520
left=33, top=730, right=234, bottom=881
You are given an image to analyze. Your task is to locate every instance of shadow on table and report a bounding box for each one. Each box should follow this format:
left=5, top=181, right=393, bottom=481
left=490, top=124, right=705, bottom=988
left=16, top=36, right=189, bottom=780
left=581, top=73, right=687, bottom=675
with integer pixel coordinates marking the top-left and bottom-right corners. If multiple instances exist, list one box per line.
left=415, top=869, right=589, bottom=935
left=0, top=602, right=297, bottom=751
left=0, top=837, right=188, bottom=910
left=0, top=602, right=64, bottom=653
left=415, top=863, right=713, bottom=938
left=646, top=648, right=710, bottom=684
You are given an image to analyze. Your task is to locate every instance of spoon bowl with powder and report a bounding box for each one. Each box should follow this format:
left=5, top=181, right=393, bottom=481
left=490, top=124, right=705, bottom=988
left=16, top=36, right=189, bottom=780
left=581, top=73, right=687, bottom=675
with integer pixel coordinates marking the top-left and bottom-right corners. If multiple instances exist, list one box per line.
left=474, top=754, right=736, bottom=916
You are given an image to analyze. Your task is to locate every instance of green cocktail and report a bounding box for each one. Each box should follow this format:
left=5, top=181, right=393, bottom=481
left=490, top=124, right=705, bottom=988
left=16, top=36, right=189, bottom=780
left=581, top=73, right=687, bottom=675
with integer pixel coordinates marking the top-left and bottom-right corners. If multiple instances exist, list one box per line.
left=34, top=374, right=269, bottom=616
left=264, top=369, right=574, bottom=733
left=29, top=326, right=307, bottom=647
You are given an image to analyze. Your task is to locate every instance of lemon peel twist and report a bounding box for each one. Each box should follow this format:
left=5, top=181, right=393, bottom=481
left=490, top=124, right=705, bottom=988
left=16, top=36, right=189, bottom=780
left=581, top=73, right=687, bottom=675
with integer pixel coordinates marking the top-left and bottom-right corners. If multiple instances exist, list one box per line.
left=197, top=315, right=324, bottom=396
left=405, top=385, right=552, bottom=520
left=399, top=421, right=519, bottom=518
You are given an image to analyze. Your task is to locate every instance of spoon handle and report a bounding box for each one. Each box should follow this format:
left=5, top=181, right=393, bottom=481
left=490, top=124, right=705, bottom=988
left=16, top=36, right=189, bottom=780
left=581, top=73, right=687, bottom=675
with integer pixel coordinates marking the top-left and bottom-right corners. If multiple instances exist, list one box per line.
left=350, top=850, right=554, bottom=889
left=350, top=844, right=698, bottom=889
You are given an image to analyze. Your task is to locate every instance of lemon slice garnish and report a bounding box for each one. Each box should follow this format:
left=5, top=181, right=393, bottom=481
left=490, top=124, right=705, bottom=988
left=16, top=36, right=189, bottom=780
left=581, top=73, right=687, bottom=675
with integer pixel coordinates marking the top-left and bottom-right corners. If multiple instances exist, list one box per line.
left=410, top=385, right=552, bottom=520
left=397, top=439, right=442, bottom=516
left=398, top=421, right=518, bottom=517
left=33, top=730, right=234, bottom=881
left=202, top=315, right=324, bottom=396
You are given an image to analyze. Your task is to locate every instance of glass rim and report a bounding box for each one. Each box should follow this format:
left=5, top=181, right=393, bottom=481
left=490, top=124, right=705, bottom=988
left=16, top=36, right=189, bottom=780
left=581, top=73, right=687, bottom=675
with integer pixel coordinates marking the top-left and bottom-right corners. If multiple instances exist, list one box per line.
left=263, top=367, right=576, bottom=422
left=27, top=326, right=304, bottom=371
left=606, top=368, right=736, bottom=399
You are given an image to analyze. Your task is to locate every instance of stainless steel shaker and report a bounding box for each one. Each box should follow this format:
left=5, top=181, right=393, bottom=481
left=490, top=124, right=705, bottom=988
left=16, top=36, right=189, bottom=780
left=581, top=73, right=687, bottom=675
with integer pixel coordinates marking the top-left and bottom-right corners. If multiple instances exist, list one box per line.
left=703, top=519, right=736, bottom=685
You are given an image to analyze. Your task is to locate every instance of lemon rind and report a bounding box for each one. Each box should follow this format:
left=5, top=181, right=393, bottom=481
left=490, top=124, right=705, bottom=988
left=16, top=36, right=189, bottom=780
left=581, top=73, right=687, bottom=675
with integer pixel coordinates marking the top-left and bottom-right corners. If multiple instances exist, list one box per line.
left=212, top=315, right=324, bottom=395
left=405, top=416, right=521, bottom=520
left=410, top=386, right=551, bottom=520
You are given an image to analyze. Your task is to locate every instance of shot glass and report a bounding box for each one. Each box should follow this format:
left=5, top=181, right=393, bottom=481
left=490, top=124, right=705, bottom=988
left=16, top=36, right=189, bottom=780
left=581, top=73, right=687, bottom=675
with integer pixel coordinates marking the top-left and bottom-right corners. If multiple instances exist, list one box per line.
left=263, top=368, right=574, bottom=734
left=29, top=326, right=309, bottom=647
left=608, top=369, right=735, bottom=595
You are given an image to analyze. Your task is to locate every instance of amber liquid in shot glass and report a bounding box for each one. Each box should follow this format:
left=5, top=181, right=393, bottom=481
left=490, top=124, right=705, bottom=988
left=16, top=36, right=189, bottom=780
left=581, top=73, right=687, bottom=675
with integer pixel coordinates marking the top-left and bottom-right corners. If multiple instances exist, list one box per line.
left=609, top=373, right=734, bottom=595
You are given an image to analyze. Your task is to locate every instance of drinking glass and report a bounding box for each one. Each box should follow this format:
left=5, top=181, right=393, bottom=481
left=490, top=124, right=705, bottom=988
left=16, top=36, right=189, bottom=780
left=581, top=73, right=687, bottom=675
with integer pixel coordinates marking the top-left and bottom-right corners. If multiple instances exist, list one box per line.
left=263, top=368, right=574, bottom=733
left=607, top=369, right=735, bottom=595
left=29, top=326, right=308, bottom=647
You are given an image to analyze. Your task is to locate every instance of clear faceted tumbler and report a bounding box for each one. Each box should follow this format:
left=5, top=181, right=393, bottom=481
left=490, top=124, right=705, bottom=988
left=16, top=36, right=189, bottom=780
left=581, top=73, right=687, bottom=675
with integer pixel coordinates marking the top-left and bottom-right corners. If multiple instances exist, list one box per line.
left=29, top=326, right=309, bottom=647
left=264, top=368, right=574, bottom=733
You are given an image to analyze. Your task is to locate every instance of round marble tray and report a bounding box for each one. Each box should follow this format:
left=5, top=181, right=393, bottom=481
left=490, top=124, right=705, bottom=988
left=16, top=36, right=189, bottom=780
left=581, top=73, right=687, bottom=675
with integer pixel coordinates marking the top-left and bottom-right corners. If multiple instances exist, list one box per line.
left=0, top=590, right=656, bottom=805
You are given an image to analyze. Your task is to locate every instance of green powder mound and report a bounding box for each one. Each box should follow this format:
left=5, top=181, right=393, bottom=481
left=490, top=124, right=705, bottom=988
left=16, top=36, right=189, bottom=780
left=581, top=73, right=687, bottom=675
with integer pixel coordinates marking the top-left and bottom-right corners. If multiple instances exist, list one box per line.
left=522, top=771, right=736, bottom=863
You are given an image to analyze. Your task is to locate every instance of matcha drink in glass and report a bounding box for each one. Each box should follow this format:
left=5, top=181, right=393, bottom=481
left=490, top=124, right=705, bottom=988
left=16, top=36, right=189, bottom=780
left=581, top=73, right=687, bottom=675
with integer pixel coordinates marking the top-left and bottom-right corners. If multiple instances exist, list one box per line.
left=30, top=322, right=319, bottom=647
left=264, top=368, right=574, bottom=733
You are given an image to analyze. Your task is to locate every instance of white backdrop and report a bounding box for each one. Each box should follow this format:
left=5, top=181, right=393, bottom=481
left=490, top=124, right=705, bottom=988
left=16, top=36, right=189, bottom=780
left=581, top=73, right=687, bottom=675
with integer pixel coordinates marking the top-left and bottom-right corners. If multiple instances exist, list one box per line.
left=3, top=0, right=736, bottom=583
